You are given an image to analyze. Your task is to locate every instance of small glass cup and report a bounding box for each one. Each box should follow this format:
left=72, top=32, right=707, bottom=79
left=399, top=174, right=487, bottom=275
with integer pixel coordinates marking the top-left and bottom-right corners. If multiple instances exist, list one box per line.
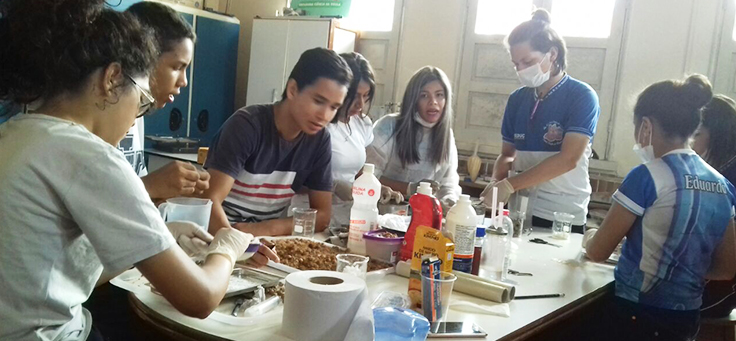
left=420, top=271, right=457, bottom=322
left=552, top=212, right=574, bottom=240
left=336, top=254, right=369, bottom=280
left=292, top=207, right=317, bottom=238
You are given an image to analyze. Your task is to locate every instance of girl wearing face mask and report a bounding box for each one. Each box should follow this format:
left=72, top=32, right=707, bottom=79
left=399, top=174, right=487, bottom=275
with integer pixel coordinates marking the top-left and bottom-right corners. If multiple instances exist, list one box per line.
left=366, top=66, right=461, bottom=211
left=480, top=9, right=600, bottom=233
left=585, top=75, right=736, bottom=340
left=692, top=95, right=736, bottom=318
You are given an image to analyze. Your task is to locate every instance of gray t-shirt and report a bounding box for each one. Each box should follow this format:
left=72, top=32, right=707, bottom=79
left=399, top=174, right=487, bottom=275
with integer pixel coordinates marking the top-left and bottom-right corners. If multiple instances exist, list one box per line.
left=0, top=115, right=174, bottom=340
left=205, top=104, right=333, bottom=223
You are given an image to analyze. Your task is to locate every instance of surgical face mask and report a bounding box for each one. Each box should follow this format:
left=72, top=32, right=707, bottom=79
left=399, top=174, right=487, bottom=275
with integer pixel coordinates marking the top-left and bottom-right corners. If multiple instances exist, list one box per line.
left=414, top=111, right=438, bottom=128
left=516, top=53, right=551, bottom=88
left=632, top=120, right=655, bottom=163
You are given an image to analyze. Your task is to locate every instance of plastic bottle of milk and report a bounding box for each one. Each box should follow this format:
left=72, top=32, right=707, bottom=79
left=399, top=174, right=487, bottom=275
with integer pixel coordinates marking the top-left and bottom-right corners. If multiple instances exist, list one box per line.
left=347, top=164, right=382, bottom=254
left=445, top=194, right=477, bottom=273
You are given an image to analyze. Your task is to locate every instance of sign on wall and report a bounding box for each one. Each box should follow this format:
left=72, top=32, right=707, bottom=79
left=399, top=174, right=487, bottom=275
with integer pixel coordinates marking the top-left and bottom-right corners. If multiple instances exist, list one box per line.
left=291, top=0, right=352, bottom=17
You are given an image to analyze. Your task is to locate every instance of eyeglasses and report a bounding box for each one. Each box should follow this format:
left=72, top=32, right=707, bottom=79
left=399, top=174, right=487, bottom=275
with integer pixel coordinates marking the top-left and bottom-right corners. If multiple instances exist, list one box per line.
left=124, top=74, right=156, bottom=118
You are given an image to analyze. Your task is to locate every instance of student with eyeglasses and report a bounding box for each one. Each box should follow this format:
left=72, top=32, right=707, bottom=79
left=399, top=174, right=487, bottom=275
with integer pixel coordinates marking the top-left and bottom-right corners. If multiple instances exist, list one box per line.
left=0, top=1, right=273, bottom=340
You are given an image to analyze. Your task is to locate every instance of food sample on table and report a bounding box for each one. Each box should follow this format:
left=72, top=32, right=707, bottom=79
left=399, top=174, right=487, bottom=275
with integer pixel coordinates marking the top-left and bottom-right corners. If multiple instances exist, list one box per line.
left=272, top=238, right=393, bottom=272
left=374, top=231, right=399, bottom=239
left=265, top=282, right=285, bottom=300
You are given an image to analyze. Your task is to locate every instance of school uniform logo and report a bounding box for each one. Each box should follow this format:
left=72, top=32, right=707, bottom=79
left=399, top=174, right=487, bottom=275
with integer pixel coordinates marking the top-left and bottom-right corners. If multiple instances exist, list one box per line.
left=543, top=121, right=564, bottom=146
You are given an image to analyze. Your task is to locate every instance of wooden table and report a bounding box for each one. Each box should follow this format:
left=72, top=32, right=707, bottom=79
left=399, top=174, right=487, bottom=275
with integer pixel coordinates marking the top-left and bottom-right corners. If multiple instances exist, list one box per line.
left=124, top=231, right=615, bottom=340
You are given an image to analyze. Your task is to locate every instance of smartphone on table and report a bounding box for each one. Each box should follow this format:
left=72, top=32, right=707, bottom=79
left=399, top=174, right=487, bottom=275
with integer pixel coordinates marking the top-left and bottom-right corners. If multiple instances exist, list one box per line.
left=427, top=322, right=488, bottom=338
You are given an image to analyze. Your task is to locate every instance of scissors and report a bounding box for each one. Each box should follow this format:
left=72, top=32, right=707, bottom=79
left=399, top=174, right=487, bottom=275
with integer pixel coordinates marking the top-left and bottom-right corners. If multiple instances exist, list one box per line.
left=529, top=238, right=561, bottom=248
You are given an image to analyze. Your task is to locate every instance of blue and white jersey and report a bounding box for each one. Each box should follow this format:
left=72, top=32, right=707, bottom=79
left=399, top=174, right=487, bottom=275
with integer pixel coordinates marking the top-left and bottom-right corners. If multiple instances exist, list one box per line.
left=613, top=149, right=736, bottom=310
left=501, top=74, right=600, bottom=225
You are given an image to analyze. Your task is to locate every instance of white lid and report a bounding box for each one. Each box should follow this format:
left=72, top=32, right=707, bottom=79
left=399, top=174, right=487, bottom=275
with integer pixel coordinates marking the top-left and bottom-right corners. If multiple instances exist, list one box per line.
left=363, top=163, right=375, bottom=174
left=417, top=182, right=433, bottom=196
left=458, top=194, right=470, bottom=203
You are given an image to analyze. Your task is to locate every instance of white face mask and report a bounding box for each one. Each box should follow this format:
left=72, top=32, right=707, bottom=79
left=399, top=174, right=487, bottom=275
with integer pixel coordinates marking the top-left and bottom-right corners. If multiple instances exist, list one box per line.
left=516, top=53, right=551, bottom=88
left=414, top=111, right=438, bottom=128
left=632, top=120, right=655, bottom=163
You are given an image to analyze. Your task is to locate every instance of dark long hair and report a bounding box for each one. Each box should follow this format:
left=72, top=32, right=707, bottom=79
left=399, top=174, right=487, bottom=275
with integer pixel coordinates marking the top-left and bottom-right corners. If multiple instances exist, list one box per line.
left=0, top=0, right=158, bottom=112
left=127, top=1, right=196, bottom=54
left=506, top=9, right=567, bottom=75
left=700, top=95, right=736, bottom=170
left=331, top=52, right=376, bottom=124
left=393, top=66, right=453, bottom=167
left=634, top=74, right=713, bottom=140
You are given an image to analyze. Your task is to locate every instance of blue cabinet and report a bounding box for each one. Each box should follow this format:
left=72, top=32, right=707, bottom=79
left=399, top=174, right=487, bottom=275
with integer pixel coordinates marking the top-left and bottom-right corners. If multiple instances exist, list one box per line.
left=189, top=16, right=239, bottom=146
left=111, top=1, right=239, bottom=147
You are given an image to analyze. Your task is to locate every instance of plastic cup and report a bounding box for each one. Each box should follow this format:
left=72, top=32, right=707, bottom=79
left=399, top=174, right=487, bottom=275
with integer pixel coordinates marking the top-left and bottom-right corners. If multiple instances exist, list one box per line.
left=420, top=271, right=456, bottom=322
left=336, top=254, right=369, bottom=280
left=292, top=207, right=317, bottom=238
left=158, top=197, right=212, bottom=231
left=552, top=212, right=575, bottom=240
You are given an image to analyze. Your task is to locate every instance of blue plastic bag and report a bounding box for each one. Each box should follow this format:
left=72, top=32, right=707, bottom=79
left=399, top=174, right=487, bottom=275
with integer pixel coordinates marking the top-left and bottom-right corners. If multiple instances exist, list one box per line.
left=373, top=307, right=430, bottom=341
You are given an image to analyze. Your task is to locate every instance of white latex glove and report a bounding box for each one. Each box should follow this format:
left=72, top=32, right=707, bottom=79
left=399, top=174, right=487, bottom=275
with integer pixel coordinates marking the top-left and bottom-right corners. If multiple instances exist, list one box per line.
left=583, top=228, right=598, bottom=250
left=334, top=180, right=353, bottom=201
left=480, top=179, right=514, bottom=207
left=440, top=197, right=457, bottom=212
left=166, top=221, right=214, bottom=257
left=379, top=185, right=404, bottom=204
left=206, top=228, right=254, bottom=267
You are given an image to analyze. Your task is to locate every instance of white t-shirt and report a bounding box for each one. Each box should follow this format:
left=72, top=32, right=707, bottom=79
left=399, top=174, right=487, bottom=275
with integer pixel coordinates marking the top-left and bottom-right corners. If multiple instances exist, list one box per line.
left=119, top=118, right=147, bottom=176
left=0, top=115, right=175, bottom=340
left=326, top=115, right=374, bottom=227
left=366, top=114, right=461, bottom=204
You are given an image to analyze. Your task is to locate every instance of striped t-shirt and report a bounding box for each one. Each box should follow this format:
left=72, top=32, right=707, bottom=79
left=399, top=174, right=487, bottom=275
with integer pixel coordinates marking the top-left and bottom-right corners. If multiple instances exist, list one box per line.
left=205, top=104, right=332, bottom=223
left=613, top=149, right=736, bottom=310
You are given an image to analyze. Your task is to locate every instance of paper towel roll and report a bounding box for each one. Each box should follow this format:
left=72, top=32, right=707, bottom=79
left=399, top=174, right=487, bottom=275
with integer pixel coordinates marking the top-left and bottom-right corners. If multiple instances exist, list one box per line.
left=395, top=261, right=515, bottom=303
left=282, top=270, right=367, bottom=341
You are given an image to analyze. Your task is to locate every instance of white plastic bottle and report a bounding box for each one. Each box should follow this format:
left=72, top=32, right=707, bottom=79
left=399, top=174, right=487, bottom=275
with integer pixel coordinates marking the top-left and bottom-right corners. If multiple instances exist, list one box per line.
left=445, top=194, right=478, bottom=273
left=347, top=164, right=382, bottom=255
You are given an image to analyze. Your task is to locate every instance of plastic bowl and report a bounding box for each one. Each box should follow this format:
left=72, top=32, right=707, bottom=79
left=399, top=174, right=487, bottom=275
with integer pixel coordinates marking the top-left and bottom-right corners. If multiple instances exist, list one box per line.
left=363, top=229, right=404, bottom=264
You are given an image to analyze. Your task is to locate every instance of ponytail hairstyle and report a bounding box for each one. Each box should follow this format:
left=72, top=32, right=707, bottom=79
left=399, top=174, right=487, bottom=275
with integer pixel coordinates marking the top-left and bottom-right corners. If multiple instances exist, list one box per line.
left=331, top=52, right=376, bottom=125
left=506, top=8, right=567, bottom=75
left=0, top=0, right=158, bottom=115
left=634, top=74, right=713, bottom=140
left=700, top=95, right=736, bottom=170
left=393, top=66, right=454, bottom=167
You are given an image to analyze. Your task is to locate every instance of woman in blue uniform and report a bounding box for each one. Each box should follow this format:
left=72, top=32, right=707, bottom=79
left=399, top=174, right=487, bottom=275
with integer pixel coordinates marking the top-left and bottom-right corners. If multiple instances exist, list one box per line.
left=585, top=75, right=736, bottom=340
left=481, top=9, right=600, bottom=233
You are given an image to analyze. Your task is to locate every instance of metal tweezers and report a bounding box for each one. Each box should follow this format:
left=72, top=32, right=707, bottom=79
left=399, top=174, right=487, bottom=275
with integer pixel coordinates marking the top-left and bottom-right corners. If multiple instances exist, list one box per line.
left=529, top=238, right=561, bottom=248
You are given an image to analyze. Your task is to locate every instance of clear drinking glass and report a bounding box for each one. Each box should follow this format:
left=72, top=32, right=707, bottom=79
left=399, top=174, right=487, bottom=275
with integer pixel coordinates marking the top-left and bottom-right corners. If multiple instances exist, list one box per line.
left=336, top=254, right=369, bottom=280
left=292, top=207, right=317, bottom=238
left=552, top=212, right=574, bottom=240
left=420, top=271, right=457, bottom=322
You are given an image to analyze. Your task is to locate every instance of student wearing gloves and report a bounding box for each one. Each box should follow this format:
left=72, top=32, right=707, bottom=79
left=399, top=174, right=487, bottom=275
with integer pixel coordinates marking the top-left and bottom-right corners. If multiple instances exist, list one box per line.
left=366, top=66, right=461, bottom=211
left=584, top=75, right=736, bottom=340
left=0, top=2, right=277, bottom=340
left=481, top=9, right=600, bottom=233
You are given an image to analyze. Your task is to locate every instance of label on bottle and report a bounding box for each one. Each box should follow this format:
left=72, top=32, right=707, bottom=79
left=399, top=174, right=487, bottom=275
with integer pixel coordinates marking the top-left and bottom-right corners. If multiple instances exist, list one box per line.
left=451, top=223, right=476, bottom=273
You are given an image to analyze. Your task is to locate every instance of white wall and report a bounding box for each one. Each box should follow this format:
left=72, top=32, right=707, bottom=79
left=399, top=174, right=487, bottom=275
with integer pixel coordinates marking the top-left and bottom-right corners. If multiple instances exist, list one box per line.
left=227, top=1, right=289, bottom=109
left=393, top=0, right=467, bottom=101
left=607, top=0, right=723, bottom=175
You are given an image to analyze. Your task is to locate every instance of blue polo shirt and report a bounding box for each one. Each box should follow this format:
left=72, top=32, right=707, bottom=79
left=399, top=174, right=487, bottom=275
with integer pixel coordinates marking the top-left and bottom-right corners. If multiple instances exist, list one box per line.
left=501, top=74, right=600, bottom=225
left=613, top=150, right=736, bottom=310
